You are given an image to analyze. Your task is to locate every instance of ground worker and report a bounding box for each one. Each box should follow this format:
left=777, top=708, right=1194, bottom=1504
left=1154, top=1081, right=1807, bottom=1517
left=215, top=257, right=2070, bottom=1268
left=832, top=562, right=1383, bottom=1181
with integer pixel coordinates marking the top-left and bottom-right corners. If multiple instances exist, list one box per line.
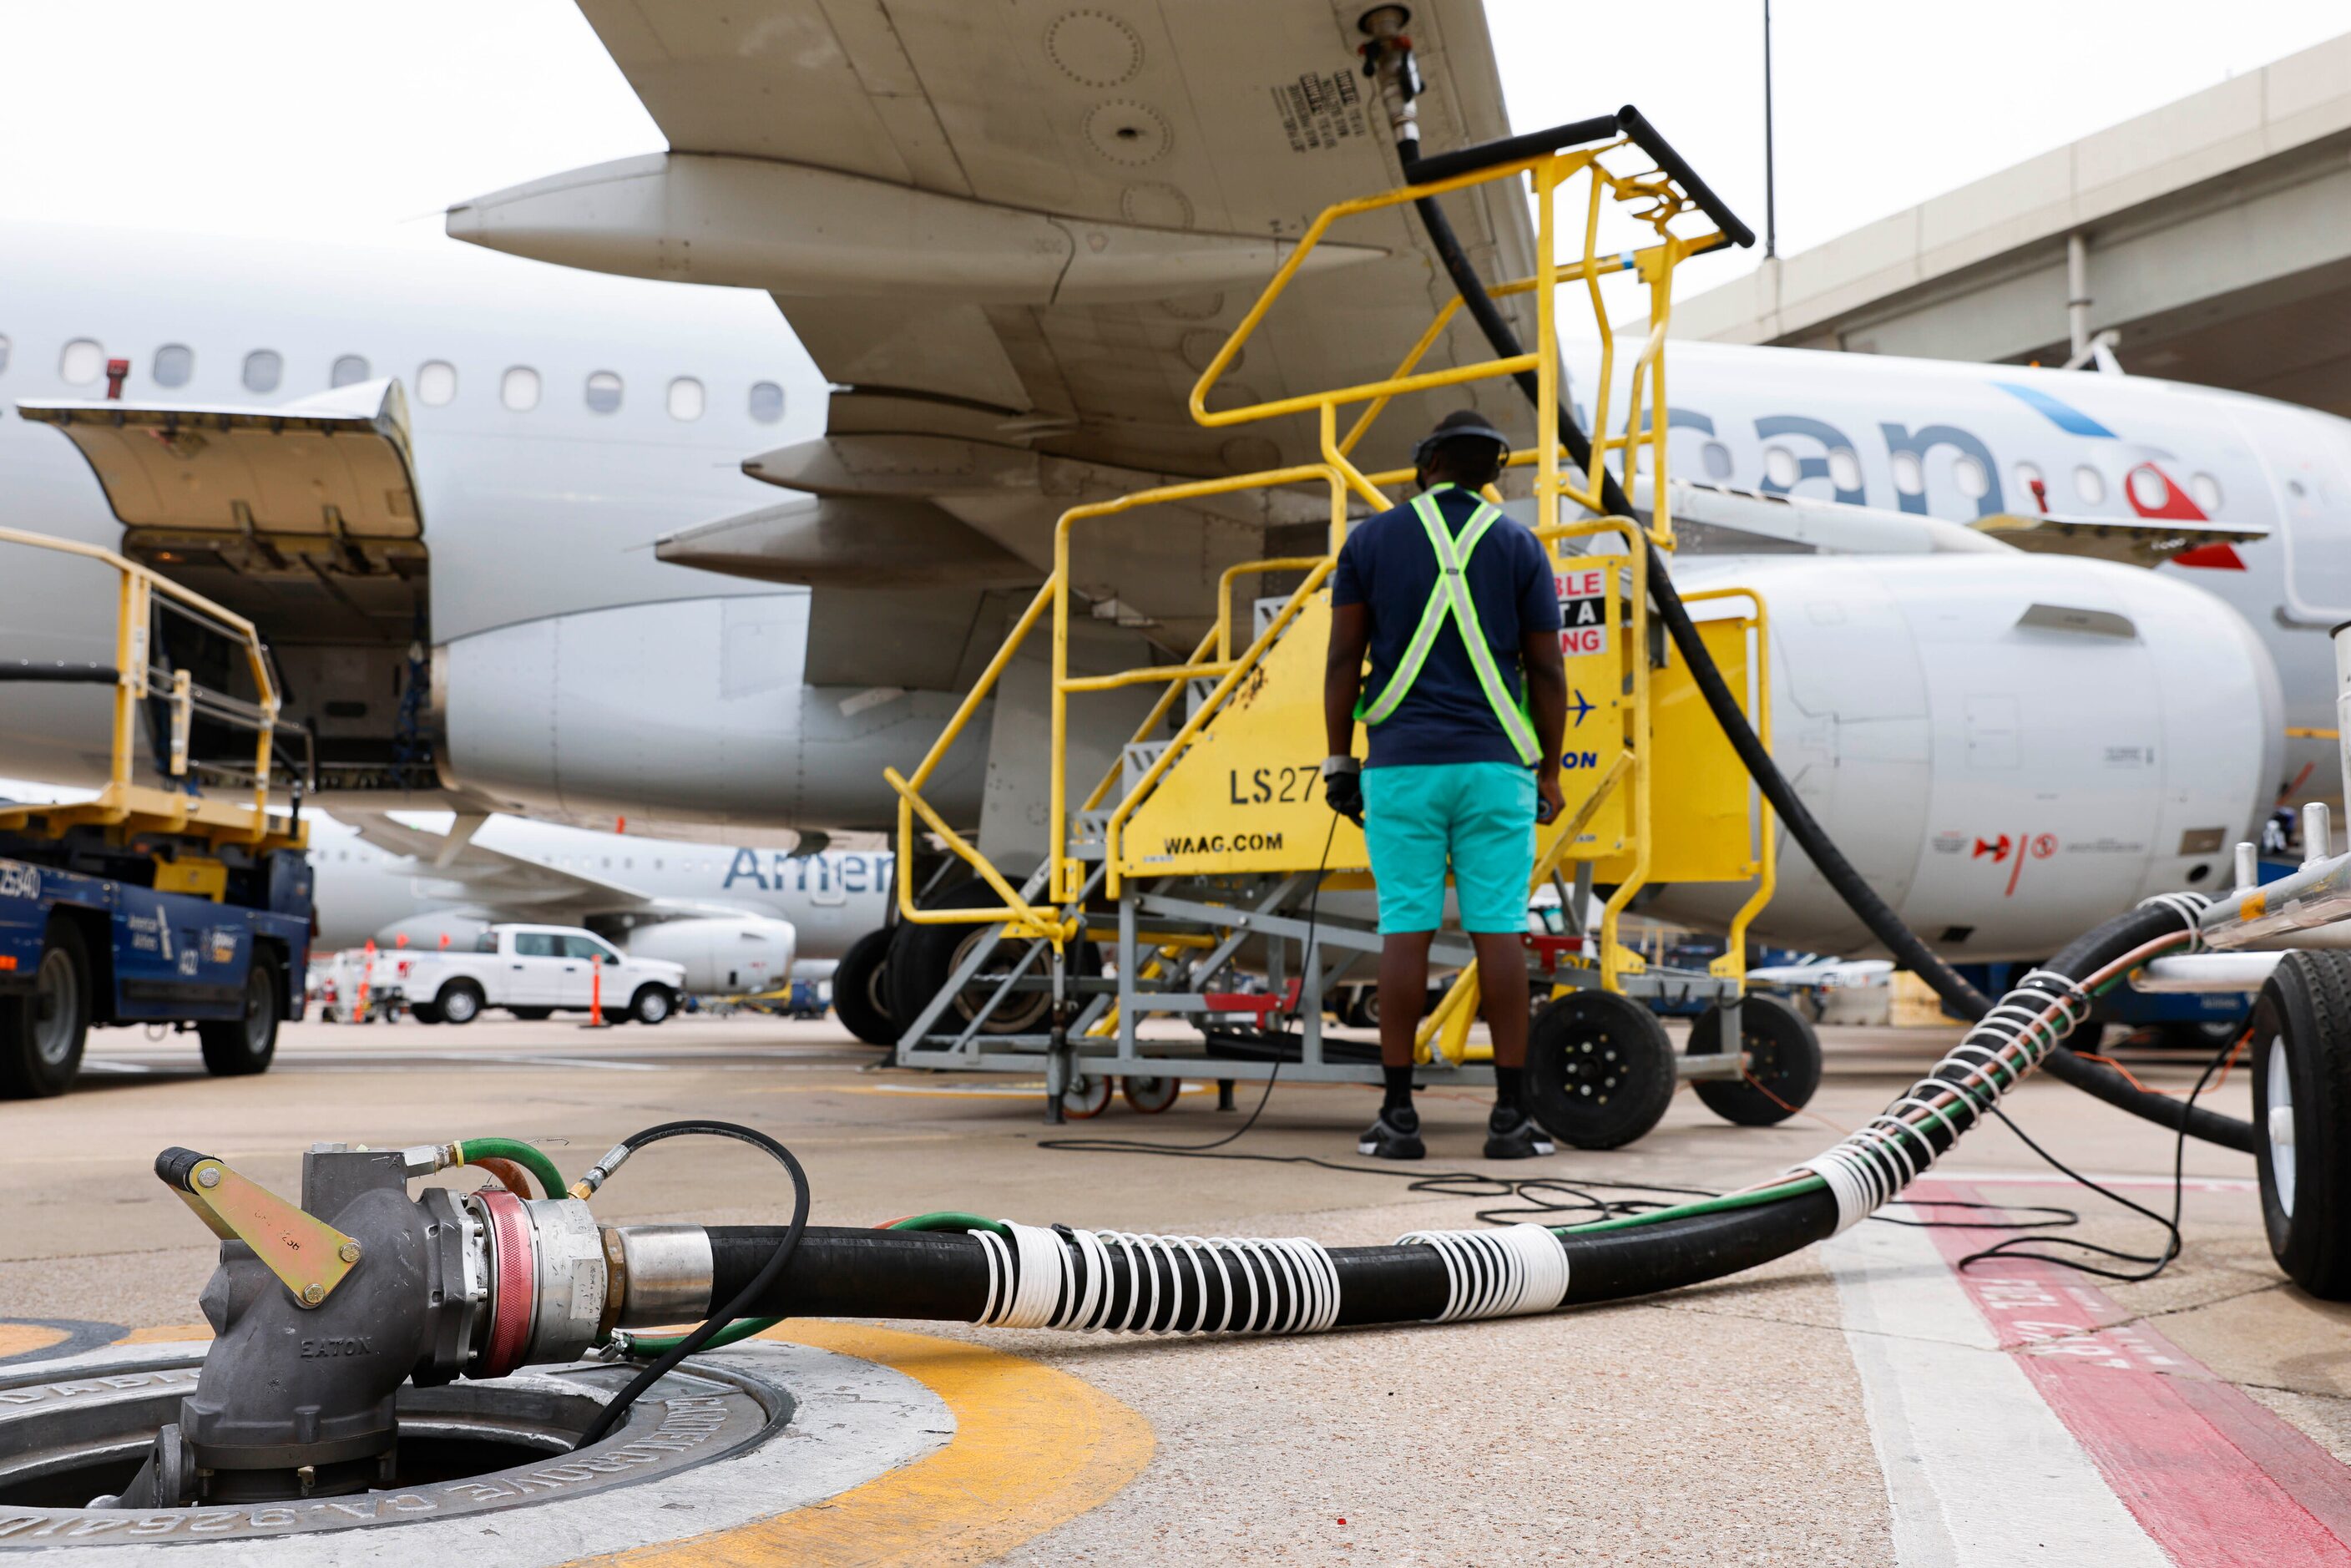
left=1322, top=409, right=1569, bottom=1160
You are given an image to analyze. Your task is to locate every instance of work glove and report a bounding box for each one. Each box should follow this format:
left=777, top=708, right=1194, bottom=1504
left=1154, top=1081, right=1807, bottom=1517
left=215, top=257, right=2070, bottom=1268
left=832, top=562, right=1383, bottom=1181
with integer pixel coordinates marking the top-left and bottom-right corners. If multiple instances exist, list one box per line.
left=1322, top=756, right=1364, bottom=826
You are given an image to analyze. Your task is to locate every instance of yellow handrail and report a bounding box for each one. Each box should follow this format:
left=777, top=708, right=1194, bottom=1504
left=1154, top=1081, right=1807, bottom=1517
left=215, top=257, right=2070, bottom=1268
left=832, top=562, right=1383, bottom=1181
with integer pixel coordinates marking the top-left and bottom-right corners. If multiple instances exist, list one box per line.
left=0, top=527, right=296, bottom=847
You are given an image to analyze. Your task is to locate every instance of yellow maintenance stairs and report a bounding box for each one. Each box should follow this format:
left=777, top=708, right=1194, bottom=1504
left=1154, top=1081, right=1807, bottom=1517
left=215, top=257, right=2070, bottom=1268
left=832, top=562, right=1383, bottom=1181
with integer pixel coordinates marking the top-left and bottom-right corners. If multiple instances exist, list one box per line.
left=886, top=111, right=1819, bottom=1146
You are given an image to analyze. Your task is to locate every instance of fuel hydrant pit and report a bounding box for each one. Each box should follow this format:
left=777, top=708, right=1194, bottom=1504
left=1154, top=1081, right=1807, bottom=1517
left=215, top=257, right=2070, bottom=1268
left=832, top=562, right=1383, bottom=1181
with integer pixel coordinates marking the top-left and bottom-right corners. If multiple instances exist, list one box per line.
left=0, top=1342, right=889, bottom=1553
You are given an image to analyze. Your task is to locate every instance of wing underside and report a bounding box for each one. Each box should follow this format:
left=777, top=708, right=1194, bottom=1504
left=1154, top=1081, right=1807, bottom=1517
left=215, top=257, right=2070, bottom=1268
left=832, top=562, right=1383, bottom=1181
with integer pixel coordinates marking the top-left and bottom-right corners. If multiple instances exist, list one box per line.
left=455, top=2, right=1550, bottom=664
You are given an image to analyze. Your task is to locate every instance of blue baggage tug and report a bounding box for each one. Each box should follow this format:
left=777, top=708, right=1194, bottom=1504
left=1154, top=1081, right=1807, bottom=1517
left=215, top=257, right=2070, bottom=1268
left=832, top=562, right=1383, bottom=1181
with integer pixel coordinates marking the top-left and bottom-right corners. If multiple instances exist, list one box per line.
left=0, top=527, right=314, bottom=1096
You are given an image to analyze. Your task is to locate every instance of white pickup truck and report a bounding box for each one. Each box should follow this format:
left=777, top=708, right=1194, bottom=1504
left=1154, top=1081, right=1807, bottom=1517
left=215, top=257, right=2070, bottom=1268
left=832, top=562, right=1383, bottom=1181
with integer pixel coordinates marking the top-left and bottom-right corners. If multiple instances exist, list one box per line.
left=398, top=924, right=685, bottom=1026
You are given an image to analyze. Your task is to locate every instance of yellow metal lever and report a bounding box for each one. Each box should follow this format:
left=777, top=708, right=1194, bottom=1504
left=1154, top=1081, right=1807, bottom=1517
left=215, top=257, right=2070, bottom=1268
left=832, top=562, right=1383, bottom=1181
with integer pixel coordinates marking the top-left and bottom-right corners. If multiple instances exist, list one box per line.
left=166, top=1152, right=361, bottom=1309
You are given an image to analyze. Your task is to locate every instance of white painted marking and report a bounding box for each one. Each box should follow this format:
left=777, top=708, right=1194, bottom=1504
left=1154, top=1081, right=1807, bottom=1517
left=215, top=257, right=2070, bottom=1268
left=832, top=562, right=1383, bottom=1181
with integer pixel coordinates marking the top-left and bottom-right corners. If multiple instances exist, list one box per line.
left=77, top=1060, right=153, bottom=1075
left=1824, top=1220, right=2167, bottom=1565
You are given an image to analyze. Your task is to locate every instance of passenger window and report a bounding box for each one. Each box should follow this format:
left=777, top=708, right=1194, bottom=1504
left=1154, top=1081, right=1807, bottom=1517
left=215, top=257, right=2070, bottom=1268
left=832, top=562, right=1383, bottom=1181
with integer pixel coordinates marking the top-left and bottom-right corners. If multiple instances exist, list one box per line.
left=152, top=344, right=194, bottom=388
left=1951, top=453, right=1990, bottom=499
left=0, top=334, right=11, bottom=375
left=242, top=350, right=282, bottom=394
left=748, top=381, right=785, bottom=422
left=2190, top=473, right=2223, bottom=513
left=1699, top=440, right=1732, bottom=480
left=666, top=377, right=705, bottom=421
left=501, top=366, right=541, bottom=412
left=1889, top=450, right=1924, bottom=495
left=1827, top=448, right=1862, bottom=493
left=417, top=361, right=458, bottom=407
left=331, top=354, right=370, bottom=387
left=1761, top=445, right=1797, bottom=488
left=513, top=932, right=558, bottom=957
left=59, top=339, right=104, bottom=385
left=584, top=370, right=622, bottom=414
left=2073, top=464, right=2106, bottom=506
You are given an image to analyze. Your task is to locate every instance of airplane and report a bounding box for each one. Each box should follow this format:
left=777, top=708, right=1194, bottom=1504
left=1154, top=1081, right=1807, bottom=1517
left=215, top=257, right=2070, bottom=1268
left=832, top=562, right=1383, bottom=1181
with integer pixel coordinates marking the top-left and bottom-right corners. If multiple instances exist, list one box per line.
left=304, top=812, right=891, bottom=995
left=0, top=0, right=2341, bottom=1019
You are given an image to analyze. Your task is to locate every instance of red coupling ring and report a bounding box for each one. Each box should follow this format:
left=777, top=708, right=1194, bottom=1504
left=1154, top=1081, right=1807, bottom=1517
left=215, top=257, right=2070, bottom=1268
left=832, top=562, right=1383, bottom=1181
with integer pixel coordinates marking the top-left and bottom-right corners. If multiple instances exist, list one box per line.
left=476, top=1187, right=537, bottom=1378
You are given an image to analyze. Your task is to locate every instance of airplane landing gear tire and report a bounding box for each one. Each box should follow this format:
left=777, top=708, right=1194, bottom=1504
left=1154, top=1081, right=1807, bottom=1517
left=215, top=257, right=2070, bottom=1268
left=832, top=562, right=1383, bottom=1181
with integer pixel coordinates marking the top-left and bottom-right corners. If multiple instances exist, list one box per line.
left=1122, top=1075, right=1181, bottom=1114
left=1686, top=994, right=1823, bottom=1127
left=831, top=928, right=899, bottom=1046
left=2250, top=952, right=2351, bottom=1300
left=886, top=882, right=1095, bottom=1040
left=1525, top=991, right=1676, bottom=1150
left=1063, top=1073, right=1112, bottom=1118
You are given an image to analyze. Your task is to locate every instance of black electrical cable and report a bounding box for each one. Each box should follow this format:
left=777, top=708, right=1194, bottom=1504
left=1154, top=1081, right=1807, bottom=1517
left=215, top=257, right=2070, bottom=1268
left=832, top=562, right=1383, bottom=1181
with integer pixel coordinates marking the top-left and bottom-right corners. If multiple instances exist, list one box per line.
left=570, top=1120, right=810, bottom=1451
left=1388, top=109, right=2257, bottom=1155
left=1954, top=1034, right=2238, bottom=1284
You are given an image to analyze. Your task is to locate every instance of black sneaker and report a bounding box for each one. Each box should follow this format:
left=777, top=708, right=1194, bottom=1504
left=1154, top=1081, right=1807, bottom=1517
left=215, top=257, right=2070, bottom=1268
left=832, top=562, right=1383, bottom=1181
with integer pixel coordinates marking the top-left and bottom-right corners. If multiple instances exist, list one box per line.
left=1484, top=1108, right=1556, bottom=1160
left=1358, top=1105, right=1425, bottom=1160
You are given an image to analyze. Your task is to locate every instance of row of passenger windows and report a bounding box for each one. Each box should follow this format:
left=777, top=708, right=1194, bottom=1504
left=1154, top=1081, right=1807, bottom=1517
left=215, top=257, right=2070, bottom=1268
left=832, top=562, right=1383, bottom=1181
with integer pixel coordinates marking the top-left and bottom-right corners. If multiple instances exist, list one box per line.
left=27, top=336, right=784, bottom=422
left=1677, top=438, right=2230, bottom=516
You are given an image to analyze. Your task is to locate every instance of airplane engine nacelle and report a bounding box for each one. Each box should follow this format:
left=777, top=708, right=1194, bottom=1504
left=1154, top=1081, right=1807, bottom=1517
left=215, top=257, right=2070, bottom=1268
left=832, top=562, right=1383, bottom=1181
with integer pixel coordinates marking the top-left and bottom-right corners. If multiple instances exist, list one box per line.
left=1652, top=553, right=2285, bottom=961
left=620, top=915, right=796, bottom=997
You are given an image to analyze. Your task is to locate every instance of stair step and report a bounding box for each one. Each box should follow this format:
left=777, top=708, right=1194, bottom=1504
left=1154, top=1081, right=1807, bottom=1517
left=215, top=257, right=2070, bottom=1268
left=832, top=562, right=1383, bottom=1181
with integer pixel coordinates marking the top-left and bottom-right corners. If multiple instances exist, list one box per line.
left=1121, top=741, right=1170, bottom=798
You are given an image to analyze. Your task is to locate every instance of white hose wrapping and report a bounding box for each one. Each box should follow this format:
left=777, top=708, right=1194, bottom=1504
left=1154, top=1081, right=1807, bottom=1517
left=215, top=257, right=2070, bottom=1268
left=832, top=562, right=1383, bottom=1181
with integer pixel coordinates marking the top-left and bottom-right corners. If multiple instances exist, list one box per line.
left=1789, top=894, right=2204, bottom=1233
left=1392, top=1224, right=1570, bottom=1321
left=973, top=1222, right=1341, bottom=1334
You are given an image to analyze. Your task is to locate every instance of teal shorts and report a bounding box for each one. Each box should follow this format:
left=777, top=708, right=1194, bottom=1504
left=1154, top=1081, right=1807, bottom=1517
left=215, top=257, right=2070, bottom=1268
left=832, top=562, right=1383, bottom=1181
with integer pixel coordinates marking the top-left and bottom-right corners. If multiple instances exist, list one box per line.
left=1361, top=761, right=1537, bottom=935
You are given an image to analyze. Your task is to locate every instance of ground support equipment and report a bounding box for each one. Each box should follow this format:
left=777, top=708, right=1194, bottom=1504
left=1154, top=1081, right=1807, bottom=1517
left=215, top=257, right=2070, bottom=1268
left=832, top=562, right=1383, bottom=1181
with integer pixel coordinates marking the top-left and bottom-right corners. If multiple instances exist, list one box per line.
left=887, top=113, right=1818, bottom=1145
left=0, top=529, right=313, bottom=1095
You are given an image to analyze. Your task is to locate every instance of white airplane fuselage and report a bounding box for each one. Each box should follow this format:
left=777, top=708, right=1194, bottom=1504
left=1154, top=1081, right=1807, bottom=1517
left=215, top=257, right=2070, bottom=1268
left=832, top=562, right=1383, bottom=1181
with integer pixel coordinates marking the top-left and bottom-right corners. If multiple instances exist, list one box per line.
left=306, top=813, right=889, bottom=976
left=2, top=223, right=2347, bottom=959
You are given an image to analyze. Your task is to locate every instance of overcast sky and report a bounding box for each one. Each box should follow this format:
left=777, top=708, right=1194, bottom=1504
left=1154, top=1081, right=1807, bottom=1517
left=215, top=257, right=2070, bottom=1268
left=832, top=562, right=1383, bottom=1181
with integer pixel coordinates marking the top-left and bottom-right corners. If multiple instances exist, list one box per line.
left=0, top=2, right=2340, bottom=283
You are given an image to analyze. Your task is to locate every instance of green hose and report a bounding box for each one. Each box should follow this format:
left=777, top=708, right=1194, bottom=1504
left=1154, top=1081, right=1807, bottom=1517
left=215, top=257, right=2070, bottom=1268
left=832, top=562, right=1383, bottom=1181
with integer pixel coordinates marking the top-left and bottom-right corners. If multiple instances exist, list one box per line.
left=1557, top=1176, right=1826, bottom=1237
left=615, top=1211, right=1008, bottom=1358
left=453, top=1137, right=569, bottom=1200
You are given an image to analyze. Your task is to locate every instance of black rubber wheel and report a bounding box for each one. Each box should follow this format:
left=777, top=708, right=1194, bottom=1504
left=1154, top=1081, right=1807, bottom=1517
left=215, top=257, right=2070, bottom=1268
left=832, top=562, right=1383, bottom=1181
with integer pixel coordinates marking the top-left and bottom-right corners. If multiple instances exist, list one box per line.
left=507, top=1006, right=554, bottom=1021
left=885, top=882, right=1095, bottom=1039
left=1525, top=990, right=1676, bottom=1150
left=1347, top=989, right=1380, bottom=1029
left=199, top=951, right=281, bottom=1077
left=0, top=920, right=91, bottom=1098
left=435, top=979, right=485, bottom=1027
left=1687, top=994, right=1823, bottom=1126
left=629, top=985, right=673, bottom=1025
left=831, top=928, right=899, bottom=1046
left=2249, top=952, right=2351, bottom=1300
left=409, top=1003, right=443, bottom=1024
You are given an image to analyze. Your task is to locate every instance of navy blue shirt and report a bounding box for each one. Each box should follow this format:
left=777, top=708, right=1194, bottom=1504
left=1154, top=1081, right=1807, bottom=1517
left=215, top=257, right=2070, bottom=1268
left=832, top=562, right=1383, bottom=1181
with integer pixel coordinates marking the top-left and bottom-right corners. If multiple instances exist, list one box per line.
left=1331, top=484, right=1561, bottom=769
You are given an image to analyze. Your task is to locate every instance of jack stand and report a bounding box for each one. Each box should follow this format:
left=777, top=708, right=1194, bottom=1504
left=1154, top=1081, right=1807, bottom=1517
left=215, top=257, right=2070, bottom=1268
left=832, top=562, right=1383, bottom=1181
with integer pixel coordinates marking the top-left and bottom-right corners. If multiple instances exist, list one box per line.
left=1044, top=947, right=1069, bottom=1125
left=1217, top=1079, right=1237, bottom=1111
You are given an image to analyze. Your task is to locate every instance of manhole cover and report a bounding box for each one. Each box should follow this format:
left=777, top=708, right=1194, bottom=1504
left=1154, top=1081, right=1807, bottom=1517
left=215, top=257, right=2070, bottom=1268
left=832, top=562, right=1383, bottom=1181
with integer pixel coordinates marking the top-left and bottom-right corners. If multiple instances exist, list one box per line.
left=0, top=1338, right=951, bottom=1560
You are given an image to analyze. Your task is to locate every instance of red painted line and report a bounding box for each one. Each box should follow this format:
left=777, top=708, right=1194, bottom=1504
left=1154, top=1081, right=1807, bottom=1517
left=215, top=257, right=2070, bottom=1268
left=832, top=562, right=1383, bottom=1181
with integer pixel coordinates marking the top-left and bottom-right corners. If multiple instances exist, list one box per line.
left=1914, top=1180, right=2351, bottom=1565
left=2005, top=823, right=2030, bottom=898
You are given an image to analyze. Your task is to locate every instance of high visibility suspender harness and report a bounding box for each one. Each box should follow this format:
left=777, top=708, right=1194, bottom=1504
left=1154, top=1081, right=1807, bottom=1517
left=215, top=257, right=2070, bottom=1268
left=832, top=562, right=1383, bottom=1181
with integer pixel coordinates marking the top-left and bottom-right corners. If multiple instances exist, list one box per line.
left=1352, top=488, right=1542, bottom=766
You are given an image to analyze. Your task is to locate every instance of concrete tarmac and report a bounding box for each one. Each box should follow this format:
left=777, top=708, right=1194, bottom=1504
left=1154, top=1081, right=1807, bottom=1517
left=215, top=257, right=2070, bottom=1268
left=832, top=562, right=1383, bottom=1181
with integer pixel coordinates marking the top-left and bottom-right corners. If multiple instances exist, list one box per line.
left=3, top=1013, right=2346, bottom=1565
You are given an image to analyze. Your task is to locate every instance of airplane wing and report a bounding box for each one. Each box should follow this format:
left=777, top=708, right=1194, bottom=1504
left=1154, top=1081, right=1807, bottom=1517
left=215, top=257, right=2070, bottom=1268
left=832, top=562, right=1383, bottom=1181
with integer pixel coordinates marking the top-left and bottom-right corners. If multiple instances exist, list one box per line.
left=341, top=813, right=810, bottom=924
left=342, top=814, right=654, bottom=915
left=1968, top=511, right=2270, bottom=568
left=450, top=1, right=1545, bottom=666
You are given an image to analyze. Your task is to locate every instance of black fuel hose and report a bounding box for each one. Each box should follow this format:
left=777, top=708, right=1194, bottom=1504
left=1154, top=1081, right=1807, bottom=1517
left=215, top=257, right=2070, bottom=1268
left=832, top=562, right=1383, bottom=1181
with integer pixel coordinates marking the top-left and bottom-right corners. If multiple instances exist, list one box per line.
left=1393, top=117, right=2255, bottom=1153
left=697, top=898, right=2207, bottom=1325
